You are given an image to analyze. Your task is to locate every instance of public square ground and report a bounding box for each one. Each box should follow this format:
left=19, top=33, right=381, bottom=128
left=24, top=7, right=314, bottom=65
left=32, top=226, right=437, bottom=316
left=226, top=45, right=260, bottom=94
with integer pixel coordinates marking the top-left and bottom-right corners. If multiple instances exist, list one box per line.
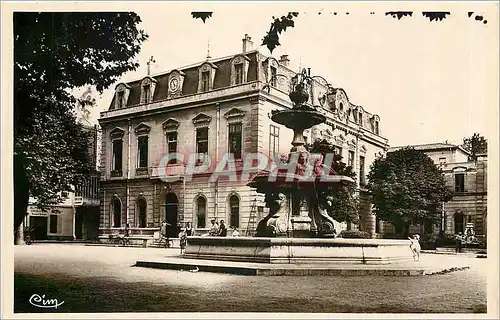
left=12, top=243, right=487, bottom=314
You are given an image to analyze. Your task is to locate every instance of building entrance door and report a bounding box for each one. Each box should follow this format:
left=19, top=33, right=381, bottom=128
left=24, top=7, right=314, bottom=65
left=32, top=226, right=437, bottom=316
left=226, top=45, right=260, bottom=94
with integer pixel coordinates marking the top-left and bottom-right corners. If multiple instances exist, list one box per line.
left=164, top=193, right=178, bottom=238
left=30, top=216, right=48, bottom=240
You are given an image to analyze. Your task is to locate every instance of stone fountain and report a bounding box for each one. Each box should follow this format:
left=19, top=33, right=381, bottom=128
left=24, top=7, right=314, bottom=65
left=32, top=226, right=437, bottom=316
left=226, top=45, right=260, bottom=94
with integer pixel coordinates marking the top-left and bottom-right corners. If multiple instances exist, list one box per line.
left=184, top=69, right=413, bottom=265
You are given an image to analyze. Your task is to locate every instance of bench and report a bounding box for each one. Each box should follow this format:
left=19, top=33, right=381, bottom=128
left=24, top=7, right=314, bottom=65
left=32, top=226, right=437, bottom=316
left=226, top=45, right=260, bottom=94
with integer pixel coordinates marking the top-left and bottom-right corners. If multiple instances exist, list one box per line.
left=98, top=235, right=154, bottom=247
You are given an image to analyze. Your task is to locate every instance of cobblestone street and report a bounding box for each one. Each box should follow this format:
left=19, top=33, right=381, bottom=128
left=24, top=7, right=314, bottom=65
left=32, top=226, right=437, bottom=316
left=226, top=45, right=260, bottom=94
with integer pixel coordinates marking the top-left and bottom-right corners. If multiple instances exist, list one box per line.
left=13, top=244, right=487, bottom=314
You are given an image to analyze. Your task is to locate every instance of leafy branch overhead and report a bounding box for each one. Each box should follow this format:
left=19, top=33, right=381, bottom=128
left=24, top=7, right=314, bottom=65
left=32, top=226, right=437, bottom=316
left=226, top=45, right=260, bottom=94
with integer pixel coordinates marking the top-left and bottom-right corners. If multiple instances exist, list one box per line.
left=191, top=12, right=213, bottom=23
left=262, top=12, right=299, bottom=53
left=385, top=11, right=413, bottom=20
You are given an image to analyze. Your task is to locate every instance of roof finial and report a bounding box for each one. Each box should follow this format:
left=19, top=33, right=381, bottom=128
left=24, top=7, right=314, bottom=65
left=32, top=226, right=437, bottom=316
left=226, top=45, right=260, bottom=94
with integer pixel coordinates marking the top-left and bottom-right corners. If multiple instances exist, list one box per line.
left=147, top=56, right=156, bottom=76
left=206, top=39, right=211, bottom=60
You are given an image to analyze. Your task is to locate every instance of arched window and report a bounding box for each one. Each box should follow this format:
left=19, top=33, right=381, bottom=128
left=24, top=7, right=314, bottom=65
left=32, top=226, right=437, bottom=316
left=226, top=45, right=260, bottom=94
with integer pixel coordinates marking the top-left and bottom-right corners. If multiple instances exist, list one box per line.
left=137, top=198, right=147, bottom=228
left=113, top=197, right=121, bottom=228
left=229, top=195, right=240, bottom=228
left=197, top=197, right=206, bottom=228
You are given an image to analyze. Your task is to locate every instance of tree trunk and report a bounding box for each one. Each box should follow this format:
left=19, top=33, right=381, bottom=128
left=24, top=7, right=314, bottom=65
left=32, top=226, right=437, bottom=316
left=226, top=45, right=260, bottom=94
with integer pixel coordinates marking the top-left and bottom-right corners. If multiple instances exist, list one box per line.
left=14, top=154, right=30, bottom=245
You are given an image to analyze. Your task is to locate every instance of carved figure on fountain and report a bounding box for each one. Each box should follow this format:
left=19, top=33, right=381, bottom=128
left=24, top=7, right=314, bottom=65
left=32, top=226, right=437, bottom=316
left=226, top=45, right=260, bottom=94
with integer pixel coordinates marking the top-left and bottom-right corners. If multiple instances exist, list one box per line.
left=255, top=192, right=288, bottom=237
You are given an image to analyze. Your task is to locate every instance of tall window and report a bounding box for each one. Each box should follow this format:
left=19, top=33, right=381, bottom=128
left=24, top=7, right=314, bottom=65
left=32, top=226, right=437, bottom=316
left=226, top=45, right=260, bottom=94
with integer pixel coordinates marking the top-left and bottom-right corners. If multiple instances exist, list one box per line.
left=137, top=136, right=148, bottom=168
left=358, top=111, right=363, bottom=124
left=201, top=71, right=210, bottom=92
left=143, top=84, right=150, bottom=103
left=229, top=123, right=242, bottom=159
left=166, top=132, right=178, bottom=164
left=137, top=198, right=147, bottom=228
left=348, top=150, right=355, bottom=167
left=113, top=198, right=121, bottom=228
left=455, top=173, right=465, bottom=192
left=196, top=127, right=209, bottom=155
left=269, top=125, right=279, bottom=158
left=197, top=197, right=206, bottom=228
left=49, top=215, right=58, bottom=233
left=359, top=155, right=366, bottom=186
left=374, top=121, right=379, bottom=135
left=235, top=64, right=244, bottom=85
left=270, top=66, right=277, bottom=87
left=117, top=91, right=124, bottom=109
left=112, top=139, right=123, bottom=171
left=229, top=195, right=240, bottom=228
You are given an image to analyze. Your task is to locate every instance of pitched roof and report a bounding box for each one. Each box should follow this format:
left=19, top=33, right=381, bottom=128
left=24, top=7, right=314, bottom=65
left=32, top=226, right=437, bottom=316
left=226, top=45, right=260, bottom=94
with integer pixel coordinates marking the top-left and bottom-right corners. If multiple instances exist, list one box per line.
left=388, top=143, right=471, bottom=155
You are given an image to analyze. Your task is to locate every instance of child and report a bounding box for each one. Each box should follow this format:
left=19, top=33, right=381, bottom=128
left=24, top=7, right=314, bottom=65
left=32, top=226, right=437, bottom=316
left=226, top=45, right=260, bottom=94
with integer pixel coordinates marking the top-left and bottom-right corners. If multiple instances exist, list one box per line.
left=179, top=229, right=187, bottom=254
left=408, top=234, right=421, bottom=261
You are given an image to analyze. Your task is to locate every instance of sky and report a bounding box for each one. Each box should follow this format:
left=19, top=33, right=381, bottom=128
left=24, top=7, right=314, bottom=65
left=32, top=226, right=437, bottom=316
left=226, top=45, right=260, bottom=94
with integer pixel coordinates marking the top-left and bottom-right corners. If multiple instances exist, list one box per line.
left=77, top=2, right=498, bottom=148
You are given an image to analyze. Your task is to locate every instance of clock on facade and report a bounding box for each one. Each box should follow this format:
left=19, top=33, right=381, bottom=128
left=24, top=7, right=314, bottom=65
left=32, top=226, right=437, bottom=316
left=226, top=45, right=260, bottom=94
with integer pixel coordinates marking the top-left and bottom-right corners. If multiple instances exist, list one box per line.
left=169, top=78, right=179, bottom=92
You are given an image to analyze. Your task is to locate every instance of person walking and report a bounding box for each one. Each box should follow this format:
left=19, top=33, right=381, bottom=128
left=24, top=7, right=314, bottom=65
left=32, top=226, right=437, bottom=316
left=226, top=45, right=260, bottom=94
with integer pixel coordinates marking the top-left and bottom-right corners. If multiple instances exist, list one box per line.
left=455, top=232, right=463, bottom=253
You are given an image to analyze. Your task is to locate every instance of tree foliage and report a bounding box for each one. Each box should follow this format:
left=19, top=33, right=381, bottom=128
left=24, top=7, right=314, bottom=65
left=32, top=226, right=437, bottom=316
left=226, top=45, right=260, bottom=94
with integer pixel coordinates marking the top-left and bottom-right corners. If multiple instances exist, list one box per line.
left=367, top=147, right=453, bottom=236
left=461, top=133, right=487, bottom=161
left=191, top=12, right=213, bottom=23
left=261, top=12, right=299, bottom=53
left=306, top=139, right=359, bottom=224
left=14, top=12, right=148, bottom=236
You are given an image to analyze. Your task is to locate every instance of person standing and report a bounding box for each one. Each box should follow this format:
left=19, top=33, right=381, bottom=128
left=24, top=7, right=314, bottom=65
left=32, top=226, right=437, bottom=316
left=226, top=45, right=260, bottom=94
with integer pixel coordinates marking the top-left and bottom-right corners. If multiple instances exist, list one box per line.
left=218, top=220, right=227, bottom=237
left=179, top=229, right=187, bottom=254
left=124, top=223, right=130, bottom=237
left=185, top=222, right=193, bottom=236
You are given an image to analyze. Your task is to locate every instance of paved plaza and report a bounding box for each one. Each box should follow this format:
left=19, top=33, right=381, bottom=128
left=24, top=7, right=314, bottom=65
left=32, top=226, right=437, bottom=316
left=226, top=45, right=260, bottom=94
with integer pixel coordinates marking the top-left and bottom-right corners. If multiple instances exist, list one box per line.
left=13, top=244, right=487, bottom=314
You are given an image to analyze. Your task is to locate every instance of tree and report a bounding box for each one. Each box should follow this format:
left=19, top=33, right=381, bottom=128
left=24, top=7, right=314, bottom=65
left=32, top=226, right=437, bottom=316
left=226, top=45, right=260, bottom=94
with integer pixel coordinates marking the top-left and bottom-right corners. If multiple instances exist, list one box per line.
left=367, top=147, right=453, bottom=237
left=305, top=139, right=359, bottom=224
left=462, top=133, right=487, bottom=161
left=14, top=12, right=148, bottom=243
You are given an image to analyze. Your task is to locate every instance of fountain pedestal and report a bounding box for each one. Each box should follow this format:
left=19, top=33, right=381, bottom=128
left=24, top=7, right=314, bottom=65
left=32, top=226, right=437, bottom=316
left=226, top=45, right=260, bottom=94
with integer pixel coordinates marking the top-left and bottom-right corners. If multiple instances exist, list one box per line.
left=184, top=236, right=413, bottom=264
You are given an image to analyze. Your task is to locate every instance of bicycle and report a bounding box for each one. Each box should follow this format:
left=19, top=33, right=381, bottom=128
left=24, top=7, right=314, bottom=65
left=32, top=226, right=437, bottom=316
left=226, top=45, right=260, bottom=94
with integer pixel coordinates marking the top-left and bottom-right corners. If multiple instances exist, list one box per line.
left=155, top=233, right=173, bottom=248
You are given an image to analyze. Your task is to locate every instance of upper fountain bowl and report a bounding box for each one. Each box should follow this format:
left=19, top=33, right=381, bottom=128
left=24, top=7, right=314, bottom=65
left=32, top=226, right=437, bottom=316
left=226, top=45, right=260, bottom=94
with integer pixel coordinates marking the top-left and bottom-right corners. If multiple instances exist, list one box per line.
left=271, top=108, right=326, bottom=131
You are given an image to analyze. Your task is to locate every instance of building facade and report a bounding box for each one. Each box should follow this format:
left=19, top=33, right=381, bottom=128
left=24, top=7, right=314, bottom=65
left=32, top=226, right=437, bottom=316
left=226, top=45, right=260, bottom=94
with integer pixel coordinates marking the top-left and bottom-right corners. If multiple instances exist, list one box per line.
left=98, top=35, right=389, bottom=237
left=383, top=143, right=487, bottom=244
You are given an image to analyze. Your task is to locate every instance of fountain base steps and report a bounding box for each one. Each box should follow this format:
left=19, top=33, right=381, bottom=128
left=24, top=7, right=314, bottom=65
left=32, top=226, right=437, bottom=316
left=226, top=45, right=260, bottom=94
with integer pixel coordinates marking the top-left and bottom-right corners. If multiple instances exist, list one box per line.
left=135, top=255, right=470, bottom=276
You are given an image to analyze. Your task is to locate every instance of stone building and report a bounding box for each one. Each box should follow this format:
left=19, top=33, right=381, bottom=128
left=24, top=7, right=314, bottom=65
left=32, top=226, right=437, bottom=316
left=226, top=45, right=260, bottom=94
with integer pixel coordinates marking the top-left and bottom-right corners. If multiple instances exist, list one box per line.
left=98, top=35, right=388, bottom=237
left=24, top=88, right=101, bottom=241
left=24, top=124, right=100, bottom=241
left=383, top=143, right=487, bottom=244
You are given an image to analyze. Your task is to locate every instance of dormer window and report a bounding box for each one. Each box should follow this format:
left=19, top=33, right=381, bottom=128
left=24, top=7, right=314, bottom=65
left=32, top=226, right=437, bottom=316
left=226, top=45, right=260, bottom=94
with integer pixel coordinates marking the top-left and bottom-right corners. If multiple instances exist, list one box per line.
left=140, top=77, right=157, bottom=105
left=235, top=64, right=244, bottom=85
left=143, top=84, right=150, bottom=103
left=358, top=111, right=363, bottom=124
left=230, top=55, right=250, bottom=86
left=201, top=71, right=210, bottom=92
left=117, top=91, right=124, bottom=109
left=114, top=83, right=130, bottom=110
left=270, top=66, right=277, bottom=87
left=198, top=62, right=217, bottom=93
left=375, top=121, right=379, bottom=135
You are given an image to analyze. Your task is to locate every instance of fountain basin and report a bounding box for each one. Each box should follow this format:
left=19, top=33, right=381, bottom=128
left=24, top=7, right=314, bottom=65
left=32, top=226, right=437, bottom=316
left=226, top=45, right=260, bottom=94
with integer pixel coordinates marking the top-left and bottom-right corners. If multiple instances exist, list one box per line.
left=271, top=109, right=326, bottom=130
left=184, top=237, right=413, bottom=265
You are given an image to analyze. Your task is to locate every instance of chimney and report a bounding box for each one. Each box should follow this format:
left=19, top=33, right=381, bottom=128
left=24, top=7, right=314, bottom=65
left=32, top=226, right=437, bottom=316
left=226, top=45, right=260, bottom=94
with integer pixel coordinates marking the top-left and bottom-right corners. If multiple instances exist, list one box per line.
left=242, top=34, right=253, bottom=53
left=279, top=54, right=290, bottom=67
